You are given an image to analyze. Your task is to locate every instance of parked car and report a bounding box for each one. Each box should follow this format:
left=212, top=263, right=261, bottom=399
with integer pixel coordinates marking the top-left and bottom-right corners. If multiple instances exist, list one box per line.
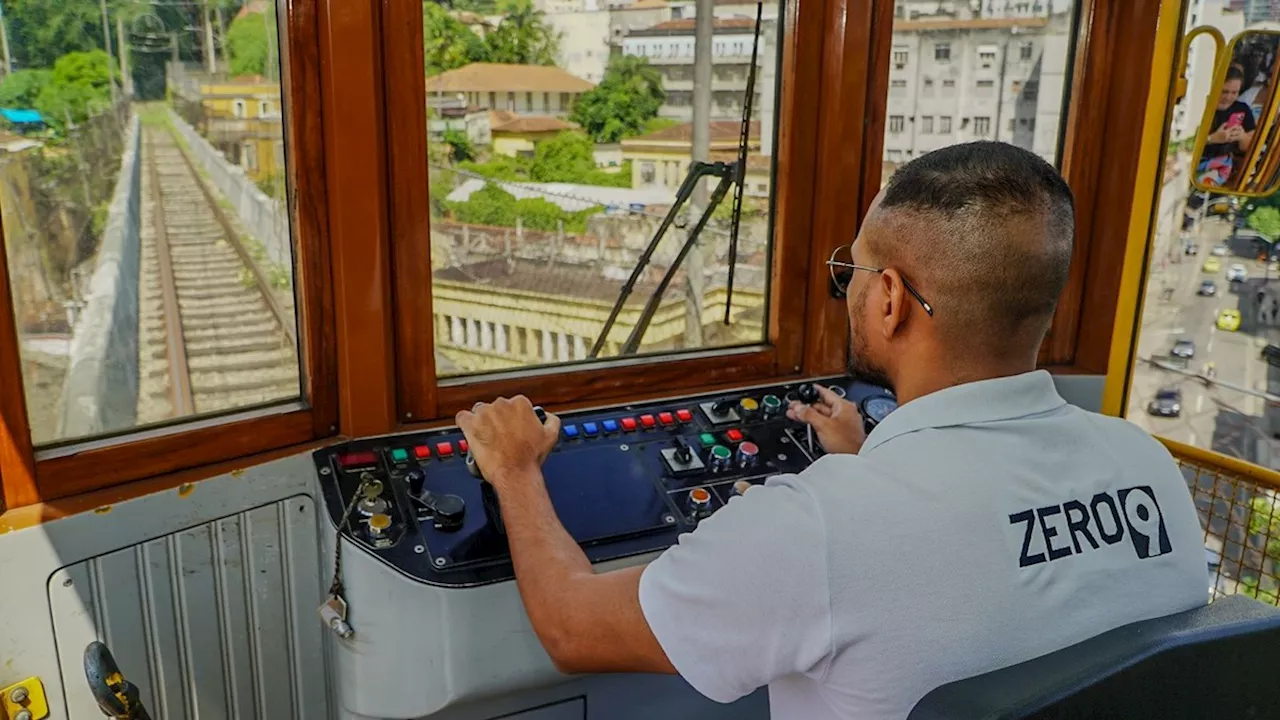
left=1147, top=387, right=1183, bottom=417
left=1212, top=243, right=1229, bottom=256
left=1170, top=339, right=1196, bottom=359
left=1203, top=257, right=1221, bottom=273
left=1226, top=263, right=1249, bottom=282
left=1217, top=308, right=1242, bottom=331
left=1185, top=242, right=1200, bottom=255
left=1263, top=344, right=1280, bottom=366
left=1198, top=280, right=1218, bottom=296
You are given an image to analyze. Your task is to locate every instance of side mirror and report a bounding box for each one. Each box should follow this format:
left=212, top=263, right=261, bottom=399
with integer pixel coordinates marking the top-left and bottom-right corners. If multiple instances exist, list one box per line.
left=1189, top=29, right=1280, bottom=197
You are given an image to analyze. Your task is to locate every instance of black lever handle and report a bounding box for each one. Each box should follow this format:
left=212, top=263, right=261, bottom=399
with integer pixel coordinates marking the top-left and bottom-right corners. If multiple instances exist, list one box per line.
left=84, top=641, right=152, bottom=720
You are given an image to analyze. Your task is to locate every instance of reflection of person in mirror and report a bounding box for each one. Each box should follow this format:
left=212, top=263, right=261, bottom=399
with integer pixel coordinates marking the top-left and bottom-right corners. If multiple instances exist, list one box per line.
left=1197, top=66, right=1257, bottom=188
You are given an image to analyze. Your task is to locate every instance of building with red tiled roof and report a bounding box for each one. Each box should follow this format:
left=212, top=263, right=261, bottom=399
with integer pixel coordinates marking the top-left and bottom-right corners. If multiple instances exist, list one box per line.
left=488, top=111, right=579, bottom=156
left=620, top=121, right=770, bottom=197
left=426, top=63, right=595, bottom=118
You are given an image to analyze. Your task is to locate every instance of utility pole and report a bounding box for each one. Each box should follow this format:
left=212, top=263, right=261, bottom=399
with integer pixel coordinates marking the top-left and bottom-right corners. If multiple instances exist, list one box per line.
left=683, top=0, right=714, bottom=350
left=117, top=16, right=133, bottom=99
left=204, top=1, right=218, bottom=74
left=100, top=0, right=119, bottom=106
left=216, top=4, right=228, bottom=70
left=0, top=3, right=13, bottom=79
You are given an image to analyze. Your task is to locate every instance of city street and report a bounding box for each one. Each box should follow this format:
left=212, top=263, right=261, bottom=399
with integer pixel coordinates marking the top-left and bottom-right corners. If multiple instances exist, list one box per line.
left=1128, top=214, right=1280, bottom=468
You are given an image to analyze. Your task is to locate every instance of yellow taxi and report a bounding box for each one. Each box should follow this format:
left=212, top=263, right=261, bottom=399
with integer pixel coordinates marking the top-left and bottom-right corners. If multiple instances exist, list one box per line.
left=1202, top=257, right=1222, bottom=273
left=1216, top=308, right=1242, bottom=331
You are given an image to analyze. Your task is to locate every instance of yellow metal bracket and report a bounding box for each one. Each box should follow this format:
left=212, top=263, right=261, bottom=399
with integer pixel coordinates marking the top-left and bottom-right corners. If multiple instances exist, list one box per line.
left=0, top=677, right=48, bottom=720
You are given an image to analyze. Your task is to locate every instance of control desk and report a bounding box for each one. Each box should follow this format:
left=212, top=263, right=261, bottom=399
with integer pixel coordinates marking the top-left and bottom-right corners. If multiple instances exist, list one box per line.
left=315, top=377, right=896, bottom=587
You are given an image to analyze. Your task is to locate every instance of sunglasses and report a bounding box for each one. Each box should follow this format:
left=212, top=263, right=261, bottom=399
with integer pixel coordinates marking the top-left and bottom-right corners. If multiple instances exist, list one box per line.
left=826, top=245, right=935, bottom=317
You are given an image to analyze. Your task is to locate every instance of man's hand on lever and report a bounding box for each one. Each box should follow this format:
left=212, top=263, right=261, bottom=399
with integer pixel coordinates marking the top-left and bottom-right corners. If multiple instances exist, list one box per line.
left=786, top=385, right=867, bottom=455
left=456, top=395, right=560, bottom=493
left=455, top=395, right=677, bottom=677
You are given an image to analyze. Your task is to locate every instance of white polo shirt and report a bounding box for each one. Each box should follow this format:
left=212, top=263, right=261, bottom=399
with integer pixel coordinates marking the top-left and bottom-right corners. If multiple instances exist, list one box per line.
left=639, top=370, right=1208, bottom=720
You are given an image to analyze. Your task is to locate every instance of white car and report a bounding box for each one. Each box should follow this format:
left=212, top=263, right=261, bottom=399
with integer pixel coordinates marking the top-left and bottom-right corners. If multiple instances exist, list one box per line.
left=1212, top=244, right=1229, bottom=256
left=1226, top=264, right=1248, bottom=282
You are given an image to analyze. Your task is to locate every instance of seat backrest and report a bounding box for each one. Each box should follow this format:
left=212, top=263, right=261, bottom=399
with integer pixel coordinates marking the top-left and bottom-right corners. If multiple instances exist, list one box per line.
left=908, top=594, right=1280, bottom=720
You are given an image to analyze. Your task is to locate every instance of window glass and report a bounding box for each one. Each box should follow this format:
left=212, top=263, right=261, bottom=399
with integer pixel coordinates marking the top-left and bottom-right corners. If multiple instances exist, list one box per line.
left=1127, top=9, right=1280, bottom=474
left=3, top=1, right=301, bottom=446
left=424, top=0, right=780, bottom=377
left=881, top=0, right=1077, bottom=183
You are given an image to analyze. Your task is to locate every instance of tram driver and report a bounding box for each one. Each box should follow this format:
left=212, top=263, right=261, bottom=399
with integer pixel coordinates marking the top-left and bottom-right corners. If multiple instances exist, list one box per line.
left=456, top=142, right=1209, bottom=720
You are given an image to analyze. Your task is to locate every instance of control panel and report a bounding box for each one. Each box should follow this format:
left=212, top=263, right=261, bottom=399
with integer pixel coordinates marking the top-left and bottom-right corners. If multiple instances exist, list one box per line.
left=314, top=377, right=895, bottom=586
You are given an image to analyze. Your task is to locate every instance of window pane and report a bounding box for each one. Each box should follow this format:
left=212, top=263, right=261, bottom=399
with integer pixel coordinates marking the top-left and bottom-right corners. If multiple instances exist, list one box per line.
left=881, top=1, right=1077, bottom=183
left=425, top=0, right=780, bottom=377
left=1127, top=10, right=1280, bottom=472
left=4, top=2, right=301, bottom=446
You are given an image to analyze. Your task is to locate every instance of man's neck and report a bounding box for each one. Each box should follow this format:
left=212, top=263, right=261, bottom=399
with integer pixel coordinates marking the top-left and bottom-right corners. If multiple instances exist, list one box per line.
left=892, top=353, right=1039, bottom=406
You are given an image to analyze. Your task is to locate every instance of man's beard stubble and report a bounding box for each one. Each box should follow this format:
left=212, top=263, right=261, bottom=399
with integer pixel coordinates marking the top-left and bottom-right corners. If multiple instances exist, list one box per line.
left=846, top=283, right=895, bottom=392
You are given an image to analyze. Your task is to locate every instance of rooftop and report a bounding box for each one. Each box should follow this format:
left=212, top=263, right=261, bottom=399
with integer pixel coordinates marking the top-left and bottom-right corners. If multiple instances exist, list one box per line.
left=893, top=16, right=1052, bottom=31
left=446, top=177, right=675, bottom=212
left=623, top=120, right=760, bottom=145
left=488, top=111, right=578, bottom=133
left=426, top=63, right=596, bottom=94
left=630, top=17, right=759, bottom=33
left=434, top=257, right=673, bottom=303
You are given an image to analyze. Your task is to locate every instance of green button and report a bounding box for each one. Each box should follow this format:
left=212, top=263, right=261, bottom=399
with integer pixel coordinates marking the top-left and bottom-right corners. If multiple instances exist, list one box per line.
left=711, top=445, right=732, bottom=459
left=391, top=448, right=408, bottom=462
left=761, top=394, right=782, bottom=410
left=699, top=433, right=717, bottom=448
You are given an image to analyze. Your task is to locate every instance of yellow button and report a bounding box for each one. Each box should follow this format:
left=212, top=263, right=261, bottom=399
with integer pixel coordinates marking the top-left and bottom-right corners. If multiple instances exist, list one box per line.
left=369, top=514, right=392, bottom=532
left=739, top=398, right=760, bottom=411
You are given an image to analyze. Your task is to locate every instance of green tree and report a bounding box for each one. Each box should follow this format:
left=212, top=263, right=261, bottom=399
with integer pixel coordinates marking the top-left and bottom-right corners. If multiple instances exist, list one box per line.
left=530, top=131, right=595, bottom=181
left=4, top=0, right=104, bottom=70
left=445, top=182, right=600, bottom=231
left=226, top=6, right=279, bottom=78
left=442, top=128, right=476, bottom=162
left=35, top=50, right=114, bottom=127
left=1247, top=205, right=1280, bottom=240
left=570, top=55, right=665, bottom=143
left=0, top=69, right=53, bottom=109
left=423, top=1, right=489, bottom=75
left=484, top=0, right=559, bottom=66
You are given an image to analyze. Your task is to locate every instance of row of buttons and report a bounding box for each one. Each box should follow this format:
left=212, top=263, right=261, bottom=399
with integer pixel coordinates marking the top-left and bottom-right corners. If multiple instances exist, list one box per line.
left=383, top=439, right=469, bottom=463
left=698, top=428, right=745, bottom=447
left=562, top=408, right=695, bottom=439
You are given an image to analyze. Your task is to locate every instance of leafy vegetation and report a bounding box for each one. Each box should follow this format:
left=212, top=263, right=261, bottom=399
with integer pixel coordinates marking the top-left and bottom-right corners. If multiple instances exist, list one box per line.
left=423, top=0, right=559, bottom=75
left=1246, top=205, right=1280, bottom=241
left=442, top=128, right=476, bottom=162
left=226, top=7, right=279, bottom=79
left=570, top=55, right=665, bottom=143
left=458, top=132, right=631, bottom=187
left=445, top=182, right=600, bottom=232
left=0, top=50, right=116, bottom=131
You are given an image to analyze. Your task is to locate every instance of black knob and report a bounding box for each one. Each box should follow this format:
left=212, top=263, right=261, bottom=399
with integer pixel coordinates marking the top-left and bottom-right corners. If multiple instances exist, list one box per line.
left=405, top=470, right=425, bottom=496
left=534, top=406, right=548, bottom=424
left=674, top=436, right=692, bottom=463
left=432, top=494, right=466, bottom=532
left=712, top=398, right=736, bottom=415
left=797, top=383, right=820, bottom=404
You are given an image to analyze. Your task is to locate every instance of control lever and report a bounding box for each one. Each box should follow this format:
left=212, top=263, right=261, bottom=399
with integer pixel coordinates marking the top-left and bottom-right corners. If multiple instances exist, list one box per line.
left=796, top=383, right=820, bottom=455
left=84, top=641, right=152, bottom=720
left=674, top=436, right=693, bottom=463
left=476, top=405, right=551, bottom=536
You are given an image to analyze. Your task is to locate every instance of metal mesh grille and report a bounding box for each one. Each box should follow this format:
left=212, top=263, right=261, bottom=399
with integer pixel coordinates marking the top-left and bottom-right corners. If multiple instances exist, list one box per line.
left=1180, top=458, right=1280, bottom=606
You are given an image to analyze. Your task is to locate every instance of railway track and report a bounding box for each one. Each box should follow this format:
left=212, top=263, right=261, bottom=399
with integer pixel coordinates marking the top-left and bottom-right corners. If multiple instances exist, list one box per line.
left=136, top=126, right=299, bottom=425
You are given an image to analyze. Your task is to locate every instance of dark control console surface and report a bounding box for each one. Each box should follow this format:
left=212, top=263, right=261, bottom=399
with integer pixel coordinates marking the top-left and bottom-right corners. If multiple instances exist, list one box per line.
left=314, top=377, right=895, bottom=587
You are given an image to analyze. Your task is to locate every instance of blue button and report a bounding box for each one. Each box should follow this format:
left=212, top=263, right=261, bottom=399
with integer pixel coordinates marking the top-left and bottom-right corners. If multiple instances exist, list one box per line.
left=602, top=419, right=619, bottom=433
left=583, top=422, right=599, bottom=436
left=563, top=424, right=579, bottom=438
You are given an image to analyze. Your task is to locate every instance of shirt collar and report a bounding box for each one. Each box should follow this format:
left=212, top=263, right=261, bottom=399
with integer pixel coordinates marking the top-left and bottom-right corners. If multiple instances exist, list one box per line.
left=860, top=370, right=1067, bottom=454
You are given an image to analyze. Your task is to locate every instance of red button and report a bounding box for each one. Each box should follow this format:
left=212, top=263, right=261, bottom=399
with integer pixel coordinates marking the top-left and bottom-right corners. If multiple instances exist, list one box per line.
left=620, top=417, right=637, bottom=431
left=414, top=445, right=430, bottom=459
left=726, top=429, right=744, bottom=443
left=640, top=414, right=656, bottom=428
left=676, top=408, right=693, bottom=422
left=659, top=412, right=674, bottom=426
left=338, top=450, right=377, bottom=468
left=459, top=439, right=469, bottom=453
left=435, top=441, right=454, bottom=457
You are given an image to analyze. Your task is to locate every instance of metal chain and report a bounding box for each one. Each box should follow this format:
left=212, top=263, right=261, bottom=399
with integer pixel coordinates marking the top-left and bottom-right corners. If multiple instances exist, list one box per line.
left=329, top=473, right=372, bottom=597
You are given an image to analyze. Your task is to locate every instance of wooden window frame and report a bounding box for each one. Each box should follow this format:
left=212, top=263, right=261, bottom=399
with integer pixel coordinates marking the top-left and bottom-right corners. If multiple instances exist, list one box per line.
left=385, top=0, right=841, bottom=425
left=0, top=0, right=338, bottom=506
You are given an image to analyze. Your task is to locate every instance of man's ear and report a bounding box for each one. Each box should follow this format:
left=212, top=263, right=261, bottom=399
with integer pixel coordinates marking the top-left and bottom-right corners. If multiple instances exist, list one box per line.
left=879, top=268, right=909, bottom=339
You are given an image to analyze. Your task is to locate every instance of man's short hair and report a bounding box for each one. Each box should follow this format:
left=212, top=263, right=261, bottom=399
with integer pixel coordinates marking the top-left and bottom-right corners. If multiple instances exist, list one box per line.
left=874, top=141, right=1075, bottom=347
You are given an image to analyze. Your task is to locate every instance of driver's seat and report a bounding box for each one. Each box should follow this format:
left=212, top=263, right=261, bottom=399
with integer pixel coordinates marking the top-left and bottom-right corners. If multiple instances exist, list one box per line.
left=908, top=594, right=1280, bottom=719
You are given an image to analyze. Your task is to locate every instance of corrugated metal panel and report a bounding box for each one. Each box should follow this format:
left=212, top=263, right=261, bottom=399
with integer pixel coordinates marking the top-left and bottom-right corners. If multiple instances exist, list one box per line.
left=48, top=495, right=329, bottom=720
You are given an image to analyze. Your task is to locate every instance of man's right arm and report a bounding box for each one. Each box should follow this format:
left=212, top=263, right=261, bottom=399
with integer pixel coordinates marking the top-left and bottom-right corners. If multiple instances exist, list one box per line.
left=786, top=385, right=867, bottom=454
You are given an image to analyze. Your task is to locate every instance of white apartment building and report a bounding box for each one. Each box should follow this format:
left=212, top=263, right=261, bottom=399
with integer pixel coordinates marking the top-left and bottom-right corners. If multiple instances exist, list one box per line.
left=883, top=0, right=1075, bottom=166
left=544, top=10, right=613, bottom=83
left=620, top=17, right=778, bottom=154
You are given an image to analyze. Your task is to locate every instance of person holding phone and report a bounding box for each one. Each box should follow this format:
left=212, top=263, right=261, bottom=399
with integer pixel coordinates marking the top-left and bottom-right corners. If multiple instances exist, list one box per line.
left=1198, top=66, right=1257, bottom=187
